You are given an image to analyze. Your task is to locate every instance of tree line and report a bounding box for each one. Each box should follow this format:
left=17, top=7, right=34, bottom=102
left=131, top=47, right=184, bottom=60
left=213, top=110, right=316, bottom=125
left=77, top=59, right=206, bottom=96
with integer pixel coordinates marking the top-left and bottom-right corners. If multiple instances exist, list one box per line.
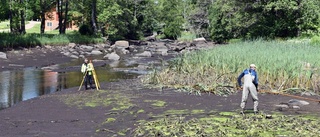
left=0, top=0, right=319, bottom=42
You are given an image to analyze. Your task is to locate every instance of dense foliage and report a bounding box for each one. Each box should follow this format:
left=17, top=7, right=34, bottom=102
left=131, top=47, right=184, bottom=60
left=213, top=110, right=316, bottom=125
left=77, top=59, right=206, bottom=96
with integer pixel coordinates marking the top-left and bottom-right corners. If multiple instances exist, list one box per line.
left=209, top=0, right=320, bottom=43
left=0, top=0, right=319, bottom=42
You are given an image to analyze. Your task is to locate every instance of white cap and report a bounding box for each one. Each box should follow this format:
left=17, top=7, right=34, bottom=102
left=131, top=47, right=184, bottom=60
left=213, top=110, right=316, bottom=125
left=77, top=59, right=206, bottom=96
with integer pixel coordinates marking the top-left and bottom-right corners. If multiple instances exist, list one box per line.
left=250, top=64, right=256, bottom=68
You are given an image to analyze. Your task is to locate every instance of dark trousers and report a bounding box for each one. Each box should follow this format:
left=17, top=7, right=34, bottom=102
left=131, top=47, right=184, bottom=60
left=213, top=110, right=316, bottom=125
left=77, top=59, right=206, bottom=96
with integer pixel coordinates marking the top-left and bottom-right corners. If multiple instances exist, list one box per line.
left=84, top=74, right=93, bottom=89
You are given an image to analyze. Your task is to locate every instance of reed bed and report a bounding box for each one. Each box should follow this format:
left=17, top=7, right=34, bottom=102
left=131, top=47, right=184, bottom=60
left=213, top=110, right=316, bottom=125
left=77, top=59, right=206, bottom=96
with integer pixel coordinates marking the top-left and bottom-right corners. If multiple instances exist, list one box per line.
left=145, top=40, right=320, bottom=95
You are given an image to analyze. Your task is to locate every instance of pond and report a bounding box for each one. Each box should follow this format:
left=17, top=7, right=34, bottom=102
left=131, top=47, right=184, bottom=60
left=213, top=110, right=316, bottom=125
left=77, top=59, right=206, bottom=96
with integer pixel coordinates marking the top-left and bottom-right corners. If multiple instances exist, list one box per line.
left=0, top=59, right=141, bottom=110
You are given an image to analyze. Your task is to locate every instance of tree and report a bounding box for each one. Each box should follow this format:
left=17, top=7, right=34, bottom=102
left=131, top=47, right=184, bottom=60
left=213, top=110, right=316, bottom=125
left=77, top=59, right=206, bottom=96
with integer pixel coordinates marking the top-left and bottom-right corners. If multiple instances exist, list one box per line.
left=9, top=0, right=26, bottom=34
left=97, top=0, right=159, bottom=41
left=39, top=0, right=55, bottom=34
left=188, top=0, right=213, bottom=38
left=0, top=0, right=10, bottom=20
left=91, top=0, right=98, bottom=34
left=158, top=0, right=184, bottom=39
left=209, top=0, right=320, bottom=42
left=56, top=0, right=69, bottom=34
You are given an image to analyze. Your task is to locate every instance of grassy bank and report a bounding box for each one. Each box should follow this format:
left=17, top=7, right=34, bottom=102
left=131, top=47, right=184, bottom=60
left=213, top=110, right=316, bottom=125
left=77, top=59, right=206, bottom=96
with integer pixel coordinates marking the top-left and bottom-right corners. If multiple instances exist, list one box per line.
left=145, top=39, right=320, bottom=95
left=0, top=32, right=104, bottom=50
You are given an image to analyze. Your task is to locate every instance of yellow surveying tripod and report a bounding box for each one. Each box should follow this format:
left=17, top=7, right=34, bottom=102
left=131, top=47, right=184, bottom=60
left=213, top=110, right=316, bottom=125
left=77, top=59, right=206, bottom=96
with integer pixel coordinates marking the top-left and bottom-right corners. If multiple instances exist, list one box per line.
left=78, top=60, right=101, bottom=91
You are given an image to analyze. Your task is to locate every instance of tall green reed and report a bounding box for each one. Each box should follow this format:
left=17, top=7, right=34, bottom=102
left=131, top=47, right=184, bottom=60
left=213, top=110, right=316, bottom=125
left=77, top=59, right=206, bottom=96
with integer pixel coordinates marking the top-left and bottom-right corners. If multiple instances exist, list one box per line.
left=146, top=40, right=320, bottom=94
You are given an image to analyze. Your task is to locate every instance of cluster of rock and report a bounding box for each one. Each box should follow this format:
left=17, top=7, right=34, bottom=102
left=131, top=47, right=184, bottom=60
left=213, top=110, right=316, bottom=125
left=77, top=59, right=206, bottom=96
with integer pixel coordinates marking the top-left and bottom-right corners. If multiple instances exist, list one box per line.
left=58, top=38, right=211, bottom=61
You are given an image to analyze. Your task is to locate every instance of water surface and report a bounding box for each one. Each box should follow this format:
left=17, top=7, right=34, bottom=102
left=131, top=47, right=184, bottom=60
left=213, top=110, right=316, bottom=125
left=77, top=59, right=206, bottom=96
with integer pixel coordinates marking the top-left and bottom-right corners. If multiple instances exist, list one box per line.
left=0, top=64, right=139, bottom=110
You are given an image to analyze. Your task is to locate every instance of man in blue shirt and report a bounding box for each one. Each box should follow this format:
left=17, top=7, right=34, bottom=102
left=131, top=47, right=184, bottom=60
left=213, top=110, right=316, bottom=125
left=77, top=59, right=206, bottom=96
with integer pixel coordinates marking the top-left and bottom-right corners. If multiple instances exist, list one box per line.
left=237, top=64, right=259, bottom=115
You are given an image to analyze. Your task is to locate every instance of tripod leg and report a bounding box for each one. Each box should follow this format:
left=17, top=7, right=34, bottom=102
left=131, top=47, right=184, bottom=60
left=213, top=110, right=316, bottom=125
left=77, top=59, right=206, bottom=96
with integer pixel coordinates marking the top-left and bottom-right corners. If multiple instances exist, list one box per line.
left=93, top=70, right=100, bottom=90
left=95, top=70, right=101, bottom=89
left=78, top=71, right=87, bottom=91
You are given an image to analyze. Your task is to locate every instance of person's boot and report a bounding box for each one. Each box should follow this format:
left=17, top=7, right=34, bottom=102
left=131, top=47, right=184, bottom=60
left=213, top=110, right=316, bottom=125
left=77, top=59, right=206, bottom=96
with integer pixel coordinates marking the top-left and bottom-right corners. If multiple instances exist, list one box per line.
left=254, top=110, right=259, bottom=115
left=240, top=109, right=245, bottom=115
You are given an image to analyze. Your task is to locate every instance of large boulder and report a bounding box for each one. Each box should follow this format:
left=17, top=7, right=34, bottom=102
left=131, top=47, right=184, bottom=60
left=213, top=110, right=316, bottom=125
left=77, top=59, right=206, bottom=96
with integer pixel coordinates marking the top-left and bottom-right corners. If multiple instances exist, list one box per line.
left=104, top=52, right=120, bottom=60
left=114, top=40, right=129, bottom=48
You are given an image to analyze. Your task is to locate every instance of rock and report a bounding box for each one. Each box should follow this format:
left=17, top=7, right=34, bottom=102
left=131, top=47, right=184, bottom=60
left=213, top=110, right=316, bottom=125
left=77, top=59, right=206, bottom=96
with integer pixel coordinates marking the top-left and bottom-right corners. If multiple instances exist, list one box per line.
left=301, top=91, right=317, bottom=96
left=193, top=37, right=206, bottom=42
left=62, top=52, right=71, bottom=56
left=72, top=51, right=79, bottom=55
left=91, top=50, right=103, bottom=55
left=0, top=52, right=7, bottom=59
left=109, top=60, right=120, bottom=67
left=157, top=48, right=168, bottom=56
left=44, top=45, right=52, bottom=49
left=265, top=114, right=272, bottom=119
left=275, top=104, right=289, bottom=108
left=114, top=40, right=129, bottom=48
left=104, top=52, right=120, bottom=60
left=292, top=106, right=301, bottom=109
left=287, top=99, right=309, bottom=106
left=68, top=43, right=76, bottom=48
left=79, top=55, right=85, bottom=58
left=145, top=33, right=157, bottom=42
left=79, top=45, right=94, bottom=51
left=154, top=44, right=168, bottom=55
left=69, top=55, right=79, bottom=59
left=93, top=44, right=105, bottom=49
left=136, top=51, right=152, bottom=57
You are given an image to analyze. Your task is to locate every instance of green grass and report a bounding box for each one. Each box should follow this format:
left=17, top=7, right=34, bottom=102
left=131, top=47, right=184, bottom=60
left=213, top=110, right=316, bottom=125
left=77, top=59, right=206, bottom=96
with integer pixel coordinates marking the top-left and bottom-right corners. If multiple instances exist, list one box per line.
left=0, top=32, right=104, bottom=50
left=144, top=39, right=320, bottom=95
left=26, top=23, right=75, bottom=34
left=0, top=21, right=10, bottom=29
left=178, top=31, right=197, bottom=42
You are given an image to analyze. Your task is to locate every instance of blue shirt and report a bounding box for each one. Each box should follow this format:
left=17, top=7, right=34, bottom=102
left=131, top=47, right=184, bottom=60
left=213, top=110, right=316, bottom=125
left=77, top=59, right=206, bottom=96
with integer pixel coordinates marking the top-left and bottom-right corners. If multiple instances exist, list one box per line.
left=237, top=69, right=258, bottom=87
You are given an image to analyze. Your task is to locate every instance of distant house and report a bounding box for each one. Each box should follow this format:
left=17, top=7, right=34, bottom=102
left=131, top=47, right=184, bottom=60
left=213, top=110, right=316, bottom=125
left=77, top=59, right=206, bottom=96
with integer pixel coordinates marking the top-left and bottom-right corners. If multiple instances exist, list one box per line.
left=45, top=6, right=78, bottom=31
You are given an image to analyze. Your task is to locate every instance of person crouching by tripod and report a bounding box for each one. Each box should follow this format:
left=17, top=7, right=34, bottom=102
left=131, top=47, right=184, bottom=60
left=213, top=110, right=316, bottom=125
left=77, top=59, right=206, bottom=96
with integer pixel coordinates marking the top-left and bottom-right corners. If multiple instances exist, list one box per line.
left=237, top=64, right=259, bottom=115
left=81, top=58, right=94, bottom=90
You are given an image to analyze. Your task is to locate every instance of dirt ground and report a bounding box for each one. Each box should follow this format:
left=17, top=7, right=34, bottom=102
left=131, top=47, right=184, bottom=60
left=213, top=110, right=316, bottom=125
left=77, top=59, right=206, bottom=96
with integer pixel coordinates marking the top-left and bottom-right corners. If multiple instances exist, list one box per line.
left=0, top=47, right=320, bottom=137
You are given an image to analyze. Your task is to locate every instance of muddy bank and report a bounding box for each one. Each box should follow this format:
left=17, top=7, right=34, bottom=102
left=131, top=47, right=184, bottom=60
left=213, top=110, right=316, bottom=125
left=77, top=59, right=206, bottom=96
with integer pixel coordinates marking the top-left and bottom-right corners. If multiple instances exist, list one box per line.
left=1, top=77, right=320, bottom=137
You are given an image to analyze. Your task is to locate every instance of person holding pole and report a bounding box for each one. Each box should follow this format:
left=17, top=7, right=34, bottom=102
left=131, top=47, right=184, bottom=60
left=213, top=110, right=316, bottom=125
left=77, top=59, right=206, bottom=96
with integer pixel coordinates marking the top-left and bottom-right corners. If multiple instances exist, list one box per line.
left=237, top=64, right=259, bottom=115
left=81, top=58, right=94, bottom=90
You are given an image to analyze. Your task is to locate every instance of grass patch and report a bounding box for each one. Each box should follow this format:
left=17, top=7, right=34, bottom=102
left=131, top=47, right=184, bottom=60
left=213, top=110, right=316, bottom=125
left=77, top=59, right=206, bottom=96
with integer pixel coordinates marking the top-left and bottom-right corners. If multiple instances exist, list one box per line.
left=26, top=23, right=75, bottom=34
left=61, top=90, right=133, bottom=111
left=105, top=118, right=116, bottom=123
left=144, top=39, right=320, bottom=95
left=177, top=31, right=196, bottom=42
left=144, top=100, right=167, bottom=107
left=0, top=21, right=9, bottom=29
left=133, top=112, right=320, bottom=136
left=137, top=109, right=145, bottom=114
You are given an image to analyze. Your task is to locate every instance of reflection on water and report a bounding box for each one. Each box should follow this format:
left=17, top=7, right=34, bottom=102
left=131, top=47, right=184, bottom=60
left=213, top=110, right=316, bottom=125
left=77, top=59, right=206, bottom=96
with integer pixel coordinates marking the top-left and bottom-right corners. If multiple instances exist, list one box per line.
left=0, top=67, right=138, bottom=110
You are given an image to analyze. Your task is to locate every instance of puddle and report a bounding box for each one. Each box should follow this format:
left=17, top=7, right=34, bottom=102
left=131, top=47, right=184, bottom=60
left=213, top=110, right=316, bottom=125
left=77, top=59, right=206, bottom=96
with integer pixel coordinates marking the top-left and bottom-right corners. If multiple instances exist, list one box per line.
left=0, top=61, right=140, bottom=110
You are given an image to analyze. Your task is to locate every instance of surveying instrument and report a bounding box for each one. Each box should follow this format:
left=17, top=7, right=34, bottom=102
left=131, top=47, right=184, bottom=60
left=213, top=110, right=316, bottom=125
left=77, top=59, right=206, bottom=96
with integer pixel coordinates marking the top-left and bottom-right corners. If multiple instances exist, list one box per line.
left=78, top=61, right=101, bottom=91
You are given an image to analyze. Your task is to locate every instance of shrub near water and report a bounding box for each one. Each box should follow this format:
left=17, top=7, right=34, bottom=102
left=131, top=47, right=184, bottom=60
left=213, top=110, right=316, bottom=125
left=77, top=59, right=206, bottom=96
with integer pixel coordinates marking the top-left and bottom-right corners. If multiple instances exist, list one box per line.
left=145, top=40, right=320, bottom=95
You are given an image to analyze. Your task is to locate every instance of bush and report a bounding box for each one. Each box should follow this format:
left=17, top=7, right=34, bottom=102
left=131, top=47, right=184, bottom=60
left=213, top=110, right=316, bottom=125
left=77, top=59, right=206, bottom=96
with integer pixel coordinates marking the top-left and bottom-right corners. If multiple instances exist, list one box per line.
left=79, top=24, right=94, bottom=35
left=311, top=35, right=320, bottom=46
